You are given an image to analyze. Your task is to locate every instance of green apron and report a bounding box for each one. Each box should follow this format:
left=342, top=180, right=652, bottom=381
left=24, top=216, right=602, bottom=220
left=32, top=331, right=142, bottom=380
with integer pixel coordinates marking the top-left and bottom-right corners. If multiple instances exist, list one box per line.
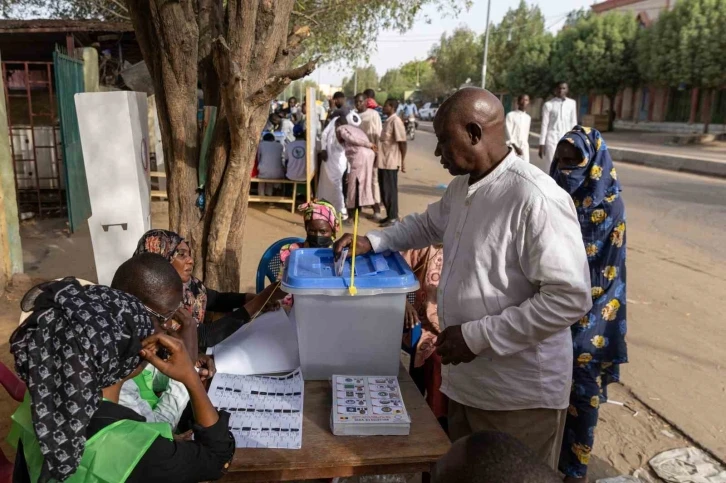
left=9, top=393, right=173, bottom=483
left=132, top=367, right=170, bottom=410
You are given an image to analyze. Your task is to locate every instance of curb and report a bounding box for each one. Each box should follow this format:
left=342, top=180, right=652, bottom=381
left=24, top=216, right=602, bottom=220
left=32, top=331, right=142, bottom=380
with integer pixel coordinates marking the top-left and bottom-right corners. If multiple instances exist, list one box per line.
left=527, top=133, right=726, bottom=179
left=418, top=122, right=725, bottom=178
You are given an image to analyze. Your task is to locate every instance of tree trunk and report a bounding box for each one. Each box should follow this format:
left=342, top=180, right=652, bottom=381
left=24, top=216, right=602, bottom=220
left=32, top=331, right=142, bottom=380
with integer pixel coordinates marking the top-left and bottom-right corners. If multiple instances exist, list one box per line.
left=127, top=0, right=317, bottom=292
left=127, top=0, right=202, bottom=250
left=703, top=88, right=715, bottom=135
left=607, top=94, right=616, bottom=132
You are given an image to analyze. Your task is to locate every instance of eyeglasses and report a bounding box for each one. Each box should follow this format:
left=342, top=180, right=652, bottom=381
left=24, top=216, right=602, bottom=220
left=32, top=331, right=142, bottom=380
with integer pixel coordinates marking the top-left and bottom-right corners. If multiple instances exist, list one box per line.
left=173, top=249, right=192, bottom=262
left=144, top=303, right=181, bottom=325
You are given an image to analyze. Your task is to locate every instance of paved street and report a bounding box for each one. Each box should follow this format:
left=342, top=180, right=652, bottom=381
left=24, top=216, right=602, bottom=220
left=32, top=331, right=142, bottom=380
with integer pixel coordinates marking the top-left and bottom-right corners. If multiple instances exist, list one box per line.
left=402, top=129, right=726, bottom=461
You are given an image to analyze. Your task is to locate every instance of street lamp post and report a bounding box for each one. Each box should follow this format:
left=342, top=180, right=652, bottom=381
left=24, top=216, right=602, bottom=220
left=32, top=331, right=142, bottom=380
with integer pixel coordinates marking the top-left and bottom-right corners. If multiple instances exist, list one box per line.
left=481, top=0, right=492, bottom=90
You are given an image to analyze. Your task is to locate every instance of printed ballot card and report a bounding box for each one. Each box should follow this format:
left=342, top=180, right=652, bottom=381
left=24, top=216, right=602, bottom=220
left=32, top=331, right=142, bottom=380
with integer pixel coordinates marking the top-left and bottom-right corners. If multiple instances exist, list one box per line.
left=331, top=375, right=411, bottom=436
left=208, top=368, right=304, bottom=449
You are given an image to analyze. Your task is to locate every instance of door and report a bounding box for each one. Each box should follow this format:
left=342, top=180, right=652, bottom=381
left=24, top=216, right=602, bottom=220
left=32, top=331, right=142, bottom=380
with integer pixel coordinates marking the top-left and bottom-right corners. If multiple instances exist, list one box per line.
left=54, top=49, right=91, bottom=232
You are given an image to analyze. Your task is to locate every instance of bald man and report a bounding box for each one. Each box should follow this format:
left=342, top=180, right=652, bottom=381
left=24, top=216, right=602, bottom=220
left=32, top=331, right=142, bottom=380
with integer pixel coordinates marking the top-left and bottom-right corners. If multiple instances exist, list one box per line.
left=334, top=88, right=591, bottom=469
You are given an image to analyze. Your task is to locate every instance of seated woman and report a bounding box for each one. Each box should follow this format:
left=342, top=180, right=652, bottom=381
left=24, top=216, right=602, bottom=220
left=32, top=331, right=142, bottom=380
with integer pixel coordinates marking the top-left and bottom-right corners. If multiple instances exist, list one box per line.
left=279, top=199, right=340, bottom=270
left=9, top=276, right=234, bottom=483
left=134, top=229, right=285, bottom=349
left=401, top=245, right=448, bottom=431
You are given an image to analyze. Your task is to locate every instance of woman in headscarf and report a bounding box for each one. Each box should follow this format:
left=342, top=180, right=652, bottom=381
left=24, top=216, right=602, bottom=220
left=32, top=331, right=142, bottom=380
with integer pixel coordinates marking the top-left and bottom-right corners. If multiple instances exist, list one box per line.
left=134, top=229, right=285, bottom=349
left=279, top=199, right=340, bottom=268
left=336, top=111, right=377, bottom=225
left=550, top=126, right=628, bottom=483
left=9, top=277, right=234, bottom=483
left=400, top=244, right=448, bottom=431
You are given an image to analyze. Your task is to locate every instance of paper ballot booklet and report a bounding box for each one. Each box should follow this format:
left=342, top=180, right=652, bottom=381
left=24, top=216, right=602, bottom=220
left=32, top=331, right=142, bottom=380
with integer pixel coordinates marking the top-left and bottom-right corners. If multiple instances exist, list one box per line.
left=330, top=375, right=411, bottom=436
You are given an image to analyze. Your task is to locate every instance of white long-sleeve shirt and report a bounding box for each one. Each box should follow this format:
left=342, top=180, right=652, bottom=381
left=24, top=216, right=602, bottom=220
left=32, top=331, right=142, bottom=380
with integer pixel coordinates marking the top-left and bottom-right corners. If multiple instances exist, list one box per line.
left=540, top=97, right=578, bottom=148
left=505, top=110, right=532, bottom=162
left=119, top=367, right=190, bottom=429
left=367, top=152, right=591, bottom=411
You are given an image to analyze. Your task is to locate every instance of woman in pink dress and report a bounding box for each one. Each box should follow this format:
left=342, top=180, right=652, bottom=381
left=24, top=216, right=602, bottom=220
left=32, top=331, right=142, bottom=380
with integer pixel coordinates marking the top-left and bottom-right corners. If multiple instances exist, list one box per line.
left=336, top=111, right=377, bottom=224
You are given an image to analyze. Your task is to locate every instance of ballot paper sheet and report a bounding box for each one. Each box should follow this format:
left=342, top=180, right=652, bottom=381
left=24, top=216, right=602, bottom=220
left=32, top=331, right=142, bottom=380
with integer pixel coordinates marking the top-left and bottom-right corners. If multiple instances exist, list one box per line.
left=208, top=369, right=304, bottom=449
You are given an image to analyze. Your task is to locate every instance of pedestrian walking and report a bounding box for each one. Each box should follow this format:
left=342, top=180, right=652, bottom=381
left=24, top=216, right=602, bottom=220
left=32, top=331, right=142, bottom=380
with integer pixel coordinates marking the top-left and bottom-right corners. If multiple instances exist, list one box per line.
left=550, top=126, right=628, bottom=483
left=378, top=99, right=407, bottom=226
left=506, top=94, right=532, bottom=162
left=539, top=82, right=578, bottom=165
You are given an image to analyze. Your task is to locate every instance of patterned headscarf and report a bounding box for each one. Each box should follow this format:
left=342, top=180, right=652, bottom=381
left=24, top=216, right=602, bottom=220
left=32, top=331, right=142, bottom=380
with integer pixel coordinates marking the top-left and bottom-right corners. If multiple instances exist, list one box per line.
left=549, top=125, right=621, bottom=207
left=134, top=229, right=208, bottom=325
left=550, top=126, right=627, bottom=368
left=10, top=278, right=154, bottom=482
left=297, top=199, right=340, bottom=237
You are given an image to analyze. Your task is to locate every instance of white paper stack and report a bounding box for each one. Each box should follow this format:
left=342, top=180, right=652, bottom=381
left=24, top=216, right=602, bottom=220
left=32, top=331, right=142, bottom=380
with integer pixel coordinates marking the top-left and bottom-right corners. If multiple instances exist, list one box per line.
left=208, top=309, right=300, bottom=376
left=330, top=375, right=411, bottom=436
left=207, top=368, right=304, bottom=449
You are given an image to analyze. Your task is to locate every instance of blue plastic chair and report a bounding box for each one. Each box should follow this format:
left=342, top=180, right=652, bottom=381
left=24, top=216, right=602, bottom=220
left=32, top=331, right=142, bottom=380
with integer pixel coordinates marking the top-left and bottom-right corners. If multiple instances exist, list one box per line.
left=402, top=292, right=422, bottom=370
left=256, top=237, right=305, bottom=293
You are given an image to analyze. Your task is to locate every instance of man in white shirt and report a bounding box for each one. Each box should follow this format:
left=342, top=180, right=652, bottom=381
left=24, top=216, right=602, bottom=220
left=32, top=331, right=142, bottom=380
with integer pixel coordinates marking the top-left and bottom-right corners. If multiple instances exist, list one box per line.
left=267, top=112, right=295, bottom=144
left=334, top=88, right=591, bottom=469
left=539, top=82, right=578, bottom=165
left=506, top=94, right=532, bottom=163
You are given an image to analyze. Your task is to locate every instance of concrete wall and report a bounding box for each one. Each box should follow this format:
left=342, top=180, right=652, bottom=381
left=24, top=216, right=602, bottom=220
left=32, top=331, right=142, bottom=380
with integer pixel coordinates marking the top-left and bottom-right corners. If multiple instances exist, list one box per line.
left=0, top=55, right=24, bottom=294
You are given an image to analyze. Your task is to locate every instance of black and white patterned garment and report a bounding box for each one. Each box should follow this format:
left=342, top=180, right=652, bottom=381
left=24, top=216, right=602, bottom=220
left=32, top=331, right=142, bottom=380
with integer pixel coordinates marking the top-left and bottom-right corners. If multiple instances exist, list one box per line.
left=10, top=277, right=154, bottom=482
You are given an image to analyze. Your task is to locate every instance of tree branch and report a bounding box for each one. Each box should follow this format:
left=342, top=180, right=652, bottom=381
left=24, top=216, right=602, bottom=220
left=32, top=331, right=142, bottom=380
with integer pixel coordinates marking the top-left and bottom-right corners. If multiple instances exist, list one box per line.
left=247, top=56, right=319, bottom=107
left=91, top=0, right=130, bottom=20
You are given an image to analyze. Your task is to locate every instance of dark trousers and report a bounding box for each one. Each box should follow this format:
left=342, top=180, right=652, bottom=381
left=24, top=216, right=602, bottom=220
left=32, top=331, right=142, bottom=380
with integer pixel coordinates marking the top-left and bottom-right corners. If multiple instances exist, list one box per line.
left=378, top=168, right=399, bottom=220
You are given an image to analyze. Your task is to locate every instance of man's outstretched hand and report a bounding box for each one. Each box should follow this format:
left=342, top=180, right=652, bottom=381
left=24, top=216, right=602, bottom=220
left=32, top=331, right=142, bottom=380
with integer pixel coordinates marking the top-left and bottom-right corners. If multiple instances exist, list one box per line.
left=333, top=233, right=373, bottom=260
left=435, top=325, right=476, bottom=365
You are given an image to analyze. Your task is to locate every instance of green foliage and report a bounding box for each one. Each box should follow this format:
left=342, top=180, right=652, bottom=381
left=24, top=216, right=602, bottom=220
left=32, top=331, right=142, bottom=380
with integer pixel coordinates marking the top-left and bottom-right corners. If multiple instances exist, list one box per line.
left=485, top=1, right=553, bottom=97
left=1, top=0, right=470, bottom=65
left=380, top=60, right=433, bottom=100
left=550, top=11, right=640, bottom=97
left=341, top=65, right=379, bottom=97
left=429, top=27, right=482, bottom=89
left=638, top=0, right=726, bottom=89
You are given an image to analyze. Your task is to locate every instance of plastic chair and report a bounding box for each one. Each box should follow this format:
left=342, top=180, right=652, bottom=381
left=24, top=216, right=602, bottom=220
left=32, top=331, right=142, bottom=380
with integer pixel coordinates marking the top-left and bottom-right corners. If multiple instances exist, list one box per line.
left=255, top=237, right=306, bottom=293
left=0, top=362, right=26, bottom=483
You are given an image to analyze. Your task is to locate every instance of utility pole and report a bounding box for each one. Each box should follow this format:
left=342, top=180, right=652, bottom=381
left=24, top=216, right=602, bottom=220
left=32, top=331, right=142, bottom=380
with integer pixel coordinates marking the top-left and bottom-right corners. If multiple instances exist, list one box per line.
left=353, top=67, right=358, bottom=95
left=481, top=0, right=492, bottom=89
left=416, top=60, right=420, bottom=88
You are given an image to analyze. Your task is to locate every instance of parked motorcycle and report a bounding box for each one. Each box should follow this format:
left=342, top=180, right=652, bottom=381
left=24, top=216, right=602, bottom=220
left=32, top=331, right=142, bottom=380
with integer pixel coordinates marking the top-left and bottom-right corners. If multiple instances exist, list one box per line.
left=404, top=116, right=417, bottom=141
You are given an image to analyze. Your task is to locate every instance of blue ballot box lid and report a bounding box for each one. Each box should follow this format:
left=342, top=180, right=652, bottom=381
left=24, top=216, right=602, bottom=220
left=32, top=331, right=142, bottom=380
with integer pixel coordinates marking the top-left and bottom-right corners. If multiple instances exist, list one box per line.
left=281, top=248, right=419, bottom=296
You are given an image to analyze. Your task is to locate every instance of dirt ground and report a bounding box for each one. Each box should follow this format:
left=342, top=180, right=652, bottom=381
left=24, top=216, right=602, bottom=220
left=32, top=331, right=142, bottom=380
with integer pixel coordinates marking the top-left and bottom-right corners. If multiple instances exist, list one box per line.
left=3, top=130, right=725, bottom=480
left=0, top=206, right=700, bottom=482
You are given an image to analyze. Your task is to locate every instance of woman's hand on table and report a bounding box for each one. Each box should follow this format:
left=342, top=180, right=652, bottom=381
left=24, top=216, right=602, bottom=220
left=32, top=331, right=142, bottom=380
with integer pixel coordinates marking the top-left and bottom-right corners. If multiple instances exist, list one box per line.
left=245, top=283, right=287, bottom=317
left=404, top=301, right=420, bottom=330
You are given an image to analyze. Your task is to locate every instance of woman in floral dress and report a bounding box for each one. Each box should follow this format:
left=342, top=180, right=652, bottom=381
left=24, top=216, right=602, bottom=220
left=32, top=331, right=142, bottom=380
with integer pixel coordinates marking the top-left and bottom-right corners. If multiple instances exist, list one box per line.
left=550, top=126, right=628, bottom=483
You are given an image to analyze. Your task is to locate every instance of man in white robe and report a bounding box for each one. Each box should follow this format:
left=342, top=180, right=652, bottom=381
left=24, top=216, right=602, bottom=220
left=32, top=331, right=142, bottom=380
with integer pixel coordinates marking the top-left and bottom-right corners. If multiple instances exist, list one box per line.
left=505, top=94, right=532, bottom=163
left=317, top=113, right=348, bottom=219
left=539, top=82, right=578, bottom=165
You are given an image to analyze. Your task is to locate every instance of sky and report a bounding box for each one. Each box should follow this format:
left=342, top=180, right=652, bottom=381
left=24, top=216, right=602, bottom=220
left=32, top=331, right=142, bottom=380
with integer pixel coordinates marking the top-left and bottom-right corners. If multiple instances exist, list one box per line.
left=314, top=0, right=597, bottom=86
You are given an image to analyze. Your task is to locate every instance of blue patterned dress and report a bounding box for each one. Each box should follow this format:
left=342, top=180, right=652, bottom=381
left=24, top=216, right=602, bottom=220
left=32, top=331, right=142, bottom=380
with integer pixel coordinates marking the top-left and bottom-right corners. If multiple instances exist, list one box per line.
left=550, top=126, right=628, bottom=478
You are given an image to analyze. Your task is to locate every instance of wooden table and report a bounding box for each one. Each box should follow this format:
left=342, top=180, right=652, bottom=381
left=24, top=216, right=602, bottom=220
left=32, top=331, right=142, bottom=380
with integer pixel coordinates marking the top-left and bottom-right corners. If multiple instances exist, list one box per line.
left=222, top=366, right=451, bottom=482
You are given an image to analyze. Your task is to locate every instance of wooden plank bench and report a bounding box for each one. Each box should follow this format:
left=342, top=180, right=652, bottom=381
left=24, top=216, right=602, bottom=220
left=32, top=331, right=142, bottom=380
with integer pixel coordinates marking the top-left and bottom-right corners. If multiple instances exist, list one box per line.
left=249, top=177, right=307, bottom=213
left=150, top=171, right=168, bottom=200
